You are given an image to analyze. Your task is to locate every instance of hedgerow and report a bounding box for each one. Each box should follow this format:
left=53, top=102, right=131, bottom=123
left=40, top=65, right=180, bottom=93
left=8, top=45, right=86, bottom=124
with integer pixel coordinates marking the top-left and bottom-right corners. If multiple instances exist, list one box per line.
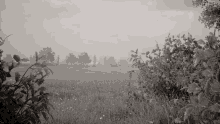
left=129, top=32, right=220, bottom=124
left=0, top=33, right=54, bottom=124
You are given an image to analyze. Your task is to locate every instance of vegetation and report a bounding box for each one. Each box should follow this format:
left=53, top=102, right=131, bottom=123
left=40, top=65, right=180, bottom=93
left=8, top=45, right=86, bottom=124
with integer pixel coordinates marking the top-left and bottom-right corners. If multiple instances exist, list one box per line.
left=66, top=53, right=78, bottom=65
left=193, top=0, right=220, bottom=35
left=2, top=0, right=220, bottom=124
left=77, top=52, right=92, bottom=66
left=0, top=35, right=54, bottom=124
left=129, top=32, right=220, bottom=123
left=92, top=55, right=97, bottom=67
left=38, top=47, right=56, bottom=64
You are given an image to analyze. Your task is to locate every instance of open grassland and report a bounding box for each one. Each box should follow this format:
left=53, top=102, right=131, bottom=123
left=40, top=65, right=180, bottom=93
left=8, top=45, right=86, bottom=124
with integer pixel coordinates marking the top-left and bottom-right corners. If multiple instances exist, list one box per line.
left=10, top=65, right=166, bottom=124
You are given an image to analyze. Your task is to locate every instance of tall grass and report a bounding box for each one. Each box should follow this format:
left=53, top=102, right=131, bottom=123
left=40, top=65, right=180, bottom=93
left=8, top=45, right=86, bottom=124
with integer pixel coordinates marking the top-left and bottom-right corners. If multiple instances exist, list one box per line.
left=12, top=66, right=169, bottom=124
left=36, top=67, right=168, bottom=124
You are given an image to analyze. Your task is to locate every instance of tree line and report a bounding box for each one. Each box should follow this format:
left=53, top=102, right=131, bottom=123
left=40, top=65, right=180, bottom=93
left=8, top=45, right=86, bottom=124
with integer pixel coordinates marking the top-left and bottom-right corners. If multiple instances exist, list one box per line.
left=2, top=47, right=131, bottom=67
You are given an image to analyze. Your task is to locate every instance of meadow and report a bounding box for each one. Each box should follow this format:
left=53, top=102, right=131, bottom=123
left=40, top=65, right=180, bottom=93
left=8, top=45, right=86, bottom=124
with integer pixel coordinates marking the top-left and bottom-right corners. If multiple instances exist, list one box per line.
left=9, top=65, right=166, bottom=124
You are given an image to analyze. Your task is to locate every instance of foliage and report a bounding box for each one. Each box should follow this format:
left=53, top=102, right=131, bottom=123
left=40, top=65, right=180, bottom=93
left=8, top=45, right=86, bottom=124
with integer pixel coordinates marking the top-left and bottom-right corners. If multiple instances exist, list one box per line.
left=0, top=34, right=13, bottom=46
left=0, top=53, right=54, bottom=124
left=192, top=0, right=220, bottom=35
left=0, top=33, right=54, bottom=124
left=65, top=53, right=78, bottom=65
left=96, top=56, right=105, bottom=67
left=92, top=55, right=97, bottom=67
left=77, top=52, right=91, bottom=66
left=118, top=59, right=129, bottom=67
left=56, top=55, right=60, bottom=66
left=39, top=47, right=56, bottom=63
left=104, top=56, right=118, bottom=67
left=129, top=32, right=220, bottom=123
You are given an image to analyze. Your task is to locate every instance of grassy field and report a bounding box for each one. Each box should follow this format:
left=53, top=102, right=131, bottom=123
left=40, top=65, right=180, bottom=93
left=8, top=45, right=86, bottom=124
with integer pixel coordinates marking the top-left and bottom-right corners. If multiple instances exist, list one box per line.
left=9, top=65, right=166, bottom=124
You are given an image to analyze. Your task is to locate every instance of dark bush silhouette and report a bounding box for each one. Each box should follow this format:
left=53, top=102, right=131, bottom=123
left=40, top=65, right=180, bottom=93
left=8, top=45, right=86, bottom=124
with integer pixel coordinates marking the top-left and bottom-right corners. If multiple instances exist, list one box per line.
left=152, top=81, right=191, bottom=101
left=0, top=35, right=54, bottom=124
left=66, top=53, right=78, bottom=65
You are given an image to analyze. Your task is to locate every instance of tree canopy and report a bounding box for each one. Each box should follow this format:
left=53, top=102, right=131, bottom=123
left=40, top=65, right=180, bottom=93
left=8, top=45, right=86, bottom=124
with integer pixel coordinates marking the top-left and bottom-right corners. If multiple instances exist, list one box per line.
left=193, top=0, right=220, bottom=35
left=38, top=47, right=55, bottom=63
left=78, top=52, right=92, bottom=66
left=66, top=53, right=78, bottom=65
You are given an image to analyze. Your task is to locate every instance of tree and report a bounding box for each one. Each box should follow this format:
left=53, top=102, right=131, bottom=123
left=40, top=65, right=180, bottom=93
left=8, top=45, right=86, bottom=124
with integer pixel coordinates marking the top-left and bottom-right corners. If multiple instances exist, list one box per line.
left=0, top=31, right=54, bottom=124
left=97, top=56, right=104, bottom=67
left=101, top=56, right=118, bottom=67
left=106, top=56, right=118, bottom=67
left=38, top=47, right=55, bottom=63
left=192, top=0, right=220, bottom=36
left=92, top=55, right=97, bottom=67
left=103, top=56, right=108, bottom=66
left=78, top=52, right=91, bottom=66
left=66, top=53, right=78, bottom=65
left=118, top=59, right=129, bottom=67
left=56, top=55, right=60, bottom=66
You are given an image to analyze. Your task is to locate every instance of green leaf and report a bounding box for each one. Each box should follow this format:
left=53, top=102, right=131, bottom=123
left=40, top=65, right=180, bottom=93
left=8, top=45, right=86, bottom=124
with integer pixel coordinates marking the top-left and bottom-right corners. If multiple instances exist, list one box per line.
left=22, top=80, right=29, bottom=91
left=30, top=96, right=39, bottom=102
left=181, top=86, right=188, bottom=91
left=202, top=62, right=208, bottom=68
left=41, top=61, right=47, bottom=68
left=173, top=98, right=185, bottom=105
left=207, top=57, right=217, bottom=68
left=170, top=106, right=179, bottom=115
left=198, top=92, right=209, bottom=107
left=135, top=49, right=138, bottom=54
left=210, top=81, right=220, bottom=92
left=202, top=69, right=213, bottom=77
left=184, top=107, right=194, bottom=121
left=38, top=87, right=46, bottom=93
left=187, top=83, right=200, bottom=94
left=20, top=90, right=27, bottom=94
left=36, top=78, right=45, bottom=86
left=28, top=82, right=35, bottom=96
left=15, top=72, right=21, bottom=82
left=45, top=66, right=53, bottom=75
left=194, top=57, right=200, bottom=67
left=146, top=51, right=150, bottom=56
left=13, top=55, right=21, bottom=62
left=197, top=39, right=205, bottom=45
left=41, top=111, right=49, bottom=121
left=15, top=93, right=24, bottom=99
left=29, top=113, right=39, bottom=124
left=204, top=80, right=211, bottom=95
left=190, top=96, right=199, bottom=105
left=209, top=103, right=220, bottom=112
left=174, top=117, right=182, bottom=123
left=151, top=49, right=157, bottom=53
left=204, top=49, right=214, bottom=58
left=35, top=52, right=38, bottom=62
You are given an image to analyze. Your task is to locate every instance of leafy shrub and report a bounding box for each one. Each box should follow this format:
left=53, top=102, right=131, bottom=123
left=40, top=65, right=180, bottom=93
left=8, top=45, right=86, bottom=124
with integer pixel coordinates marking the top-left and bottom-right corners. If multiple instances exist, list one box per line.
left=0, top=38, right=54, bottom=124
left=129, top=32, right=220, bottom=123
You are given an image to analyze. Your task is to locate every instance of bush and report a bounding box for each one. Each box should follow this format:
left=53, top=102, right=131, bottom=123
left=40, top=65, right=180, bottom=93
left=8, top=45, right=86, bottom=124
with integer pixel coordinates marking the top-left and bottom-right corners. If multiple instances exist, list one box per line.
left=0, top=37, right=54, bottom=124
left=129, top=32, right=220, bottom=123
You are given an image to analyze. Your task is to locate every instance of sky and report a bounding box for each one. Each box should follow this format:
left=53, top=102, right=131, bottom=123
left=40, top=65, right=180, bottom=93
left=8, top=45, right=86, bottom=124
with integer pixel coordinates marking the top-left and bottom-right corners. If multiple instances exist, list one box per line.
left=0, top=0, right=218, bottom=63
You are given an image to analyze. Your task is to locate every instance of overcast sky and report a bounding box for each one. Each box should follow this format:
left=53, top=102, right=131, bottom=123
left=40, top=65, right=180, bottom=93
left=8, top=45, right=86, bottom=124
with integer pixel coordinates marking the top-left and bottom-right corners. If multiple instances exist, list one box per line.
left=0, top=0, right=217, bottom=62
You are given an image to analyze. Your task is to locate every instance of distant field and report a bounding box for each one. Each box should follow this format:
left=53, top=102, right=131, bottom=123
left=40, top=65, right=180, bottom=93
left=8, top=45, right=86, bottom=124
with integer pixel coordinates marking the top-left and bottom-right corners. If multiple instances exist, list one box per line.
left=7, top=64, right=159, bottom=124
left=10, top=65, right=139, bottom=81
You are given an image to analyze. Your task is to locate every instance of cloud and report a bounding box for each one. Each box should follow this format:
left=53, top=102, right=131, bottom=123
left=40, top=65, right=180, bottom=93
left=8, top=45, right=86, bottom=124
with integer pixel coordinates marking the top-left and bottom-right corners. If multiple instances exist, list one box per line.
left=46, top=0, right=73, bottom=6
left=1, top=0, right=212, bottom=60
left=155, top=0, right=195, bottom=11
left=58, top=1, right=193, bottom=42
